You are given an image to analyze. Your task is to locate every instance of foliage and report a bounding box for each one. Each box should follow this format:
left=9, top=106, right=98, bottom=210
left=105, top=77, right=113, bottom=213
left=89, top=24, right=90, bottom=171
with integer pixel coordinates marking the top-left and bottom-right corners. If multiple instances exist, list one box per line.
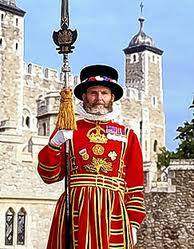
left=175, top=119, right=194, bottom=159
left=157, top=118, right=194, bottom=169
left=157, top=147, right=176, bottom=170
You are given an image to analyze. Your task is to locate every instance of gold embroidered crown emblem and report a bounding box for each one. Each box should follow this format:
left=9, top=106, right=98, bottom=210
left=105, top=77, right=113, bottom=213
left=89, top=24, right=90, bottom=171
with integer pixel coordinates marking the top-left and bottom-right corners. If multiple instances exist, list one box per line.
left=87, top=124, right=108, bottom=144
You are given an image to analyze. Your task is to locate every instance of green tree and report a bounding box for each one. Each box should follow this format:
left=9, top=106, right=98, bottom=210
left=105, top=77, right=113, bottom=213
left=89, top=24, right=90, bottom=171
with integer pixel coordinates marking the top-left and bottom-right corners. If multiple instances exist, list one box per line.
left=157, top=147, right=173, bottom=170
left=175, top=119, right=194, bottom=159
left=157, top=118, right=194, bottom=168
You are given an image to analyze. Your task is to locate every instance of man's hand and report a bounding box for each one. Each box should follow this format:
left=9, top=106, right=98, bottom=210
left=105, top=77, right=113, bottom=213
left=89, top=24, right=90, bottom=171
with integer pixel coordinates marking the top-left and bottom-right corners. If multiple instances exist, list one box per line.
left=50, top=130, right=73, bottom=146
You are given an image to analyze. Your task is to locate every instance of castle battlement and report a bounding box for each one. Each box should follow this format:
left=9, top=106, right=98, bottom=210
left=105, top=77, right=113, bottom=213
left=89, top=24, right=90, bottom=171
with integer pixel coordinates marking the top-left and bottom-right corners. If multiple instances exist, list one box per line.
left=24, top=62, right=62, bottom=82
left=148, top=159, right=194, bottom=193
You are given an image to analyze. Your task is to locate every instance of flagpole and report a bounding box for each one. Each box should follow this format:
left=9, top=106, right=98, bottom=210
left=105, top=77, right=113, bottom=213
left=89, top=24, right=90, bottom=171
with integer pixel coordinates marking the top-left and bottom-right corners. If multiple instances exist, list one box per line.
left=53, top=1, right=78, bottom=248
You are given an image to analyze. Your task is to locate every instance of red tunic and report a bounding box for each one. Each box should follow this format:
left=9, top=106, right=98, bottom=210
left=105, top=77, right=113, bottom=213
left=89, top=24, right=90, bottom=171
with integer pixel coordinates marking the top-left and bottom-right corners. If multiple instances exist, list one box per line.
left=38, top=119, right=146, bottom=249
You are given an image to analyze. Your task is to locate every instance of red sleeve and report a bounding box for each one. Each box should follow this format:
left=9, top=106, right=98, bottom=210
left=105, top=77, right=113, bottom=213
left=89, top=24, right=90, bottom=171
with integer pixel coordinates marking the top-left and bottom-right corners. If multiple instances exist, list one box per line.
left=124, top=129, right=146, bottom=229
left=37, top=129, right=66, bottom=184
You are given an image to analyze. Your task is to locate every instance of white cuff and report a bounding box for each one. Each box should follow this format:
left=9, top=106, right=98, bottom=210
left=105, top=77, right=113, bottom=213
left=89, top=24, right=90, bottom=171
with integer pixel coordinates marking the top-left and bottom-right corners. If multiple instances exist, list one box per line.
left=132, top=226, right=137, bottom=245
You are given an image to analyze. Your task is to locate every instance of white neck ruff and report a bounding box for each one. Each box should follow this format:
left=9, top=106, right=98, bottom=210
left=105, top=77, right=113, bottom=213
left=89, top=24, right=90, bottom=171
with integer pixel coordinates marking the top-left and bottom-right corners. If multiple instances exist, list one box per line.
left=76, top=102, right=121, bottom=122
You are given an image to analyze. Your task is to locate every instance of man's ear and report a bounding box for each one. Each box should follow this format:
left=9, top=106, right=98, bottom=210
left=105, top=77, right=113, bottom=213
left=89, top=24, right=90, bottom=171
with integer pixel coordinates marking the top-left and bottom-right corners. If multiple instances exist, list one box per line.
left=82, top=93, right=86, bottom=101
left=111, top=94, right=115, bottom=102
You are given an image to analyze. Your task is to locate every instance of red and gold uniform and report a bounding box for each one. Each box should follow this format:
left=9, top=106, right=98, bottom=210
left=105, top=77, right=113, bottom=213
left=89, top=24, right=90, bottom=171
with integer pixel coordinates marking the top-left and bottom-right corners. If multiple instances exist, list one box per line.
left=38, top=119, right=146, bottom=249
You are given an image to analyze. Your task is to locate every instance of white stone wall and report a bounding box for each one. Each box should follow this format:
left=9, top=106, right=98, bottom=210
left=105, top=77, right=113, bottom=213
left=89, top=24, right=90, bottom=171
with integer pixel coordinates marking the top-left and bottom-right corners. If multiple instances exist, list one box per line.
left=0, top=132, right=64, bottom=249
left=0, top=10, right=24, bottom=132
left=0, top=199, right=56, bottom=249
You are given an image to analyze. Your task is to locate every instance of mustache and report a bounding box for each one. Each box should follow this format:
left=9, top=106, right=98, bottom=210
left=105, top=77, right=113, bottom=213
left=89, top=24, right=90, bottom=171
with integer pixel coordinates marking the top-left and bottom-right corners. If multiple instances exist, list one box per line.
left=83, top=99, right=113, bottom=115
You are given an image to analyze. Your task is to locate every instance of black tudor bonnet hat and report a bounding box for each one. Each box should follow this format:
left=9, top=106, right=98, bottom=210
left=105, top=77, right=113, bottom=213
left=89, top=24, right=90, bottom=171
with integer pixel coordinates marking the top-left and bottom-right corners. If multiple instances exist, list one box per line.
left=74, top=64, right=123, bottom=101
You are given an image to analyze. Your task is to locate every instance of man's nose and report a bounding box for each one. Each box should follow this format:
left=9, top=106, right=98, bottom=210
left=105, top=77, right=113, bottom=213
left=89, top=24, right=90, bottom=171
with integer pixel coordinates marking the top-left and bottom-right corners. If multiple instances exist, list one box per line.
left=96, top=92, right=103, bottom=100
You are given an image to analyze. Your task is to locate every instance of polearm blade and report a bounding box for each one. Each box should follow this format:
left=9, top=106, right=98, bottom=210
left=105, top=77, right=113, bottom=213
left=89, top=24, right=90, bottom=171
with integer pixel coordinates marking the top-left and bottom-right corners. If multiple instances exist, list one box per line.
left=61, top=0, right=69, bottom=28
left=52, top=0, right=78, bottom=248
left=53, top=0, right=78, bottom=57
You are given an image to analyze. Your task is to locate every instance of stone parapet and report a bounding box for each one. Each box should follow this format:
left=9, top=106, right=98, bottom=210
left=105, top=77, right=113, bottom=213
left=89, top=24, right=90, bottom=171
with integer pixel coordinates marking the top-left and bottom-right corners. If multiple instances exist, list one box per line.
left=36, top=91, right=60, bottom=118
left=137, top=159, right=194, bottom=249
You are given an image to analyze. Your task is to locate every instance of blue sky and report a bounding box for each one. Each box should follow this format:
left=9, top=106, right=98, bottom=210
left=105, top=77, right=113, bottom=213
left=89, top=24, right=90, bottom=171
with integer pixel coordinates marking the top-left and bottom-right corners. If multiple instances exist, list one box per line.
left=16, top=0, right=194, bottom=150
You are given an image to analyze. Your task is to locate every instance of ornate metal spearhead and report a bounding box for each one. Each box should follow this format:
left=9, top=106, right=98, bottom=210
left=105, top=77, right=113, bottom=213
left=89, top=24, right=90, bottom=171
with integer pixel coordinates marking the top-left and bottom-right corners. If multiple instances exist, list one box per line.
left=53, top=27, right=78, bottom=54
left=53, top=0, right=78, bottom=54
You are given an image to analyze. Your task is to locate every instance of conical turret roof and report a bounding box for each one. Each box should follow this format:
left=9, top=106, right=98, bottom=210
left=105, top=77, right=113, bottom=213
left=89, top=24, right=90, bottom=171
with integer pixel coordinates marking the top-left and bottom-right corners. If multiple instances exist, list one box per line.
left=124, top=16, right=163, bottom=55
left=129, top=17, right=155, bottom=47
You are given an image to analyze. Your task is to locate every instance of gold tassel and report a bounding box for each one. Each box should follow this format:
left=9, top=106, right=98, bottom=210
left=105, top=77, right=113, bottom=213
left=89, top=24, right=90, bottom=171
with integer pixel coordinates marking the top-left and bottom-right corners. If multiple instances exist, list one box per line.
left=56, top=87, right=77, bottom=130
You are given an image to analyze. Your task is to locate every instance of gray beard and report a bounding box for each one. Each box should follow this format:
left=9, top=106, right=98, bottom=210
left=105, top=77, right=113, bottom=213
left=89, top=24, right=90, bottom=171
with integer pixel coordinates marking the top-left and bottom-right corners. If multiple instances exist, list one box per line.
left=83, top=102, right=113, bottom=116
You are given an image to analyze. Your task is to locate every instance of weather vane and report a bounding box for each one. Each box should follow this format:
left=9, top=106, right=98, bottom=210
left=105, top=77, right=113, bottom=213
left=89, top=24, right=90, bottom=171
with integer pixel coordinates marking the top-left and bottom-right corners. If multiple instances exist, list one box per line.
left=140, top=1, right=144, bottom=16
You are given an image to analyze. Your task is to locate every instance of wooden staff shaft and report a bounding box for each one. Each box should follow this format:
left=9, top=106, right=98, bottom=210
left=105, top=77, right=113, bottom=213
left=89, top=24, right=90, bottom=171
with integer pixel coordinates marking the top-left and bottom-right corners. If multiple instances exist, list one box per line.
left=65, top=139, right=72, bottom=249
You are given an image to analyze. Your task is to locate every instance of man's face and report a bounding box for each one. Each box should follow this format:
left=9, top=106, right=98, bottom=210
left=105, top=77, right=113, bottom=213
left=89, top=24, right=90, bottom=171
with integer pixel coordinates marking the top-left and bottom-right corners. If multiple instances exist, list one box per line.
left=82, top=85, right=115, bottom=115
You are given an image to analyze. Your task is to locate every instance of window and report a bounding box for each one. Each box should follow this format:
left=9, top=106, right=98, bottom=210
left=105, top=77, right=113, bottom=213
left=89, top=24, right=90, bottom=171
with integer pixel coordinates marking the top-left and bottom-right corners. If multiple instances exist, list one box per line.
left=44, top=68, right=49, bottom=78
left=27, top=64, right=32, bottom=74
left=25, top=116, right=30, bottom=128
left=145, top=140, right=147, bottom=151
left=16, top=42, right=18, bottom=50
left=17, top=208, right=26, bottom=245
left=5, top=208, right=15, bottom=245
left=133, top=54, right=137, bottom=62
left=1, top=13, right=4, bottom=22
left=140, top=121, right=143, bottom=145
left=43, top=122, right=47, bottom=136
left=16, top=18, right=19, bottom=26
left=130, top=53, right=139, bottom=63
left=152, top=96, right=157, bottom=107
left=154, top=140, right=158, bottom=152
left=22, top=109, right=31, bottom=129
left=0, top=38, right=2, bottom=47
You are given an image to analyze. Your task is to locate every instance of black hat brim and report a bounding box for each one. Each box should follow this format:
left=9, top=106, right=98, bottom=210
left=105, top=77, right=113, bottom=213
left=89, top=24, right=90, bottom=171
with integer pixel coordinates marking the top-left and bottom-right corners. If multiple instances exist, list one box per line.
left=74, top=81, right=123, bottom=101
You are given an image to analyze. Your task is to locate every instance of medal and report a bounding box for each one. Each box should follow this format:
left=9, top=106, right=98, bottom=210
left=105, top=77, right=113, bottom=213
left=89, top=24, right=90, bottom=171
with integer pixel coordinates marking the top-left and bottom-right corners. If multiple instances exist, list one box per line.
left=92, top=144, right=105, bottom=155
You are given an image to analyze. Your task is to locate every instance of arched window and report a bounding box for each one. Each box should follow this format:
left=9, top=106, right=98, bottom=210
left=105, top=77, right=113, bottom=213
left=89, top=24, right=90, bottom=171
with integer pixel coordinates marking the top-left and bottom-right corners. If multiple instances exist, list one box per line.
left=16, top=42, right=18, bottom=50
left=0, top=38, right=2, bottom=48
left=17, top=208, right=26, bottom=245
left=27, top=64, right=32, bottom=74
left=154, top=140, right=158, bottom=152
left=25, top=116, right=30, bottom=128
left=5, top=208, right=15, bottom=245
left=1, top=14, right=4, bottom=22
left=22, top=109, right=31, bottom=129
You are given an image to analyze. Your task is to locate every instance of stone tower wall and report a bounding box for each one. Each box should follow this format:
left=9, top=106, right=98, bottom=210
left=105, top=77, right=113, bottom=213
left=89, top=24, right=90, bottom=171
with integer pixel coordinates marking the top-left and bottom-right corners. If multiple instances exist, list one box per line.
left=0, top=8, right=24, bottom=132
left=145, top=52, right=165, bottom=160
left=137, top=160, right=194, bottom=249
left=122, top=50, right=165, bottom=172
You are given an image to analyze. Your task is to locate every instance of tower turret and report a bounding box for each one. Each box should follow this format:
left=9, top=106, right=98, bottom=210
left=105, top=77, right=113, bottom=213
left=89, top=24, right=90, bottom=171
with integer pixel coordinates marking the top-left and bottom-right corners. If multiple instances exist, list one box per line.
left=0, top=0, right=25, bottom=133
left=121, top=12, right=166, bottom=188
